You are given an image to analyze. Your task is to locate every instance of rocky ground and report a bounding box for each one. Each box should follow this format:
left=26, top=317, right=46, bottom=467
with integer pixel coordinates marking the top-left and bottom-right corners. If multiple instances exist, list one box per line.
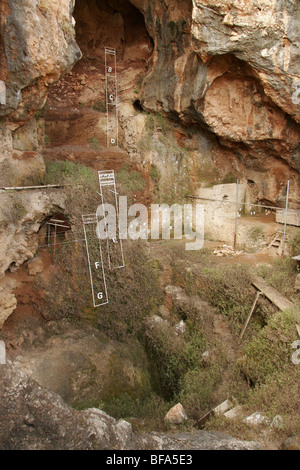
left=0, top=361, right=262, bottom=450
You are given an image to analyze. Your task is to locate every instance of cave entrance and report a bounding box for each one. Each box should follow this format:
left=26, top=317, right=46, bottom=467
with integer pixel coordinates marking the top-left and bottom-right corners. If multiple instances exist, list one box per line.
left=40, top=214, right=72, bottom=264
left=73, top=0, right=154, bottom=63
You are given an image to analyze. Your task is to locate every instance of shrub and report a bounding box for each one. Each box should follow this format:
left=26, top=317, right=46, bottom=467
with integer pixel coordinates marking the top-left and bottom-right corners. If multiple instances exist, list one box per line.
left=14, top=202, right=27, bottom=220
left=290, top=230, right=300, bottom=257
left=197, top=162, right=219, bottom=185
left=200, top=265, right=254, bottom=333
left=256, top=258, right=298, bottom=301
left=44, top=160, right=98, bottom=189
left=248, top=226, right=265, bottom=243
left=239, top=306, right=300, bottom=384
left=116, top=164, right=146, bottom=193
left=179, top=367, right=221, bottom=418
left=150, top=164, right=161, bottom=184
left=97, top=240, right=163, bottom=341
left=247, top=366, right=300, bottom=436
left=101, top=392, right=171, bottom=432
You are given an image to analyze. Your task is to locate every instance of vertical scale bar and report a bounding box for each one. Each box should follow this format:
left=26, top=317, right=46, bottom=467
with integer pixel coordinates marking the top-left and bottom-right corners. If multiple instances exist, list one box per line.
left=82, top=214, right=108, bottom=307
left=105, top=47, right=118, bottom=147
left=98, top=170, right=125, bottom=269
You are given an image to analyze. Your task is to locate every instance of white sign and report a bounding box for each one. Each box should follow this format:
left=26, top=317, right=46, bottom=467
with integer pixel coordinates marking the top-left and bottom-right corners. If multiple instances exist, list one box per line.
left=0, top=341, right=6, bottom=364
left=0, top=81, right=6, bottom=105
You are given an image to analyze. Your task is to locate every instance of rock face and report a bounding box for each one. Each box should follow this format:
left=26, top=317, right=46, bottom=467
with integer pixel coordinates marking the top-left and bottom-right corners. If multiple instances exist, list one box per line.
left=0, top=361, right=134, bottom=450
left=0, top=189, right=68, bottom=277
left=0, top=286, right=17, bottom=329
left=137, top=0, right=300, bottom=206
left=0, top=361, right=262, bottom=450
left=0, top=0, right=81, bottom=185
left=0, top=0, right=299, bottom=199
left=191, top=0, right=300, bottom=123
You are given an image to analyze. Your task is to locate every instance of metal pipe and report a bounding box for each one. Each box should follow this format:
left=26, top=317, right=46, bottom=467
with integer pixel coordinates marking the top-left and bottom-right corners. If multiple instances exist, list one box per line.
left=234, top=179, right=239, bottom=249
left=282, top=180, right=290, bottom=257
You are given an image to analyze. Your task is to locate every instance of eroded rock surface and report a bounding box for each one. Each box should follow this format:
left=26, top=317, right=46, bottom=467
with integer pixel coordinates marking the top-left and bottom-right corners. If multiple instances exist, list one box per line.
left=0, top=361, right=262, bottom=450
left=0, top=0, right=81, bottom=185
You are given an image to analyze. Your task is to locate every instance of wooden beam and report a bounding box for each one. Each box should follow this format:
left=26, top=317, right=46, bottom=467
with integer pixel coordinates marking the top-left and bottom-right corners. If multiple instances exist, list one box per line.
left=0, top=184, right=65, bottom=191
left=239, top=291, right=262, bottom=341
left=252, top=276, right=293, bottom=311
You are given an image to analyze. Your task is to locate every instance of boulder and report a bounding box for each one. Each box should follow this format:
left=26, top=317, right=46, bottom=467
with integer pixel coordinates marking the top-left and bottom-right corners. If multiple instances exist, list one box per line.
left=271, top=415, right=284, bottom=430
left=282, top=437, right=300, bottom=450
left=28, top=258, right=44, bottom=276
left=244, top=412, right=271, bottom=426
left=165, top=403, right=188, bottom=425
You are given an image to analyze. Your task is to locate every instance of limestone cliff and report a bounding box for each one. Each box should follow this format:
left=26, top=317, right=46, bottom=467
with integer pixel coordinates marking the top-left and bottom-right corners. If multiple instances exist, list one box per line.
left=0, top=0, right=299, bottom=340
left=0, top=0, right=81, bottom=185
left=137, top=0, right=300, bottom=206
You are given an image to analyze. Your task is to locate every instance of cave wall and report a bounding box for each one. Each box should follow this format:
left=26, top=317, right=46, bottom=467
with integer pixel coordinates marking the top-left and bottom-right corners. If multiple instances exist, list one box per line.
left=132, top=0, right=300, bottom=206
left=0, top=0, right=81, bottom=186
left=1, top=0, right=299, bottom=204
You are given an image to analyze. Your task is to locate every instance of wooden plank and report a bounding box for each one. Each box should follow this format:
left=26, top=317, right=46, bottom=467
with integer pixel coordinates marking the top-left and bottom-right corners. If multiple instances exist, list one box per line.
left=193, top=410, right=213, bottom=429
left=252, top=276, right=293, bottom=311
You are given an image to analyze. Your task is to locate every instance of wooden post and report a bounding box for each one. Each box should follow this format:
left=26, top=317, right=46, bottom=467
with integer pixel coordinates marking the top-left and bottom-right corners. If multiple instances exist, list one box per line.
left=239, top=291, right=262, bottom=341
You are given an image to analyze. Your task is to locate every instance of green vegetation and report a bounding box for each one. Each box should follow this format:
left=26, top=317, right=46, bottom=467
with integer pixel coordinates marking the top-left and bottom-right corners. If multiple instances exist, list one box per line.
left=61, top=22, right=76, bottom=41
left=248, top=226, right=265, bottom=243
left=44, top=160, right=98, bottom=188
left=150, top=164, right=161, bottom=184
left=200, top=264, right=255, bottom=334
left=101, top=393, right=171, bottom=432
left=144, top=112, right=170, bottom=136
left=88, top=136, right=101, bottom=150
left=290, top=229, right=300, bottom=257
left=221, top=172, right=238, bottom=185
left=240, top=307, right=300, bottom=383
left=116, top=164, right=146, bottom=193
left=93, top=99, right=106, bottom=113
left=14, top=202, right=27, bottom=220
left=256, top=258, right=298, bottom=301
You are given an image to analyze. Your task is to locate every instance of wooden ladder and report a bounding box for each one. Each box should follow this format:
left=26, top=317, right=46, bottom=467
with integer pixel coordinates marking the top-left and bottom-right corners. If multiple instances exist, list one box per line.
left=268, top=231, right=285, bottom=254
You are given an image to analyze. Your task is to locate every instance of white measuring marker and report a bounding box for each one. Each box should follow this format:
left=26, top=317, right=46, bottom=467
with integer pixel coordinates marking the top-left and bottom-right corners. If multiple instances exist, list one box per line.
left=98, top=170, right=125, bottom=270
left=0, top=341, right=6, bottom=365
left=105, top=47, right=118, bottom=147
left=82, top=214, right=108, bottom=307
